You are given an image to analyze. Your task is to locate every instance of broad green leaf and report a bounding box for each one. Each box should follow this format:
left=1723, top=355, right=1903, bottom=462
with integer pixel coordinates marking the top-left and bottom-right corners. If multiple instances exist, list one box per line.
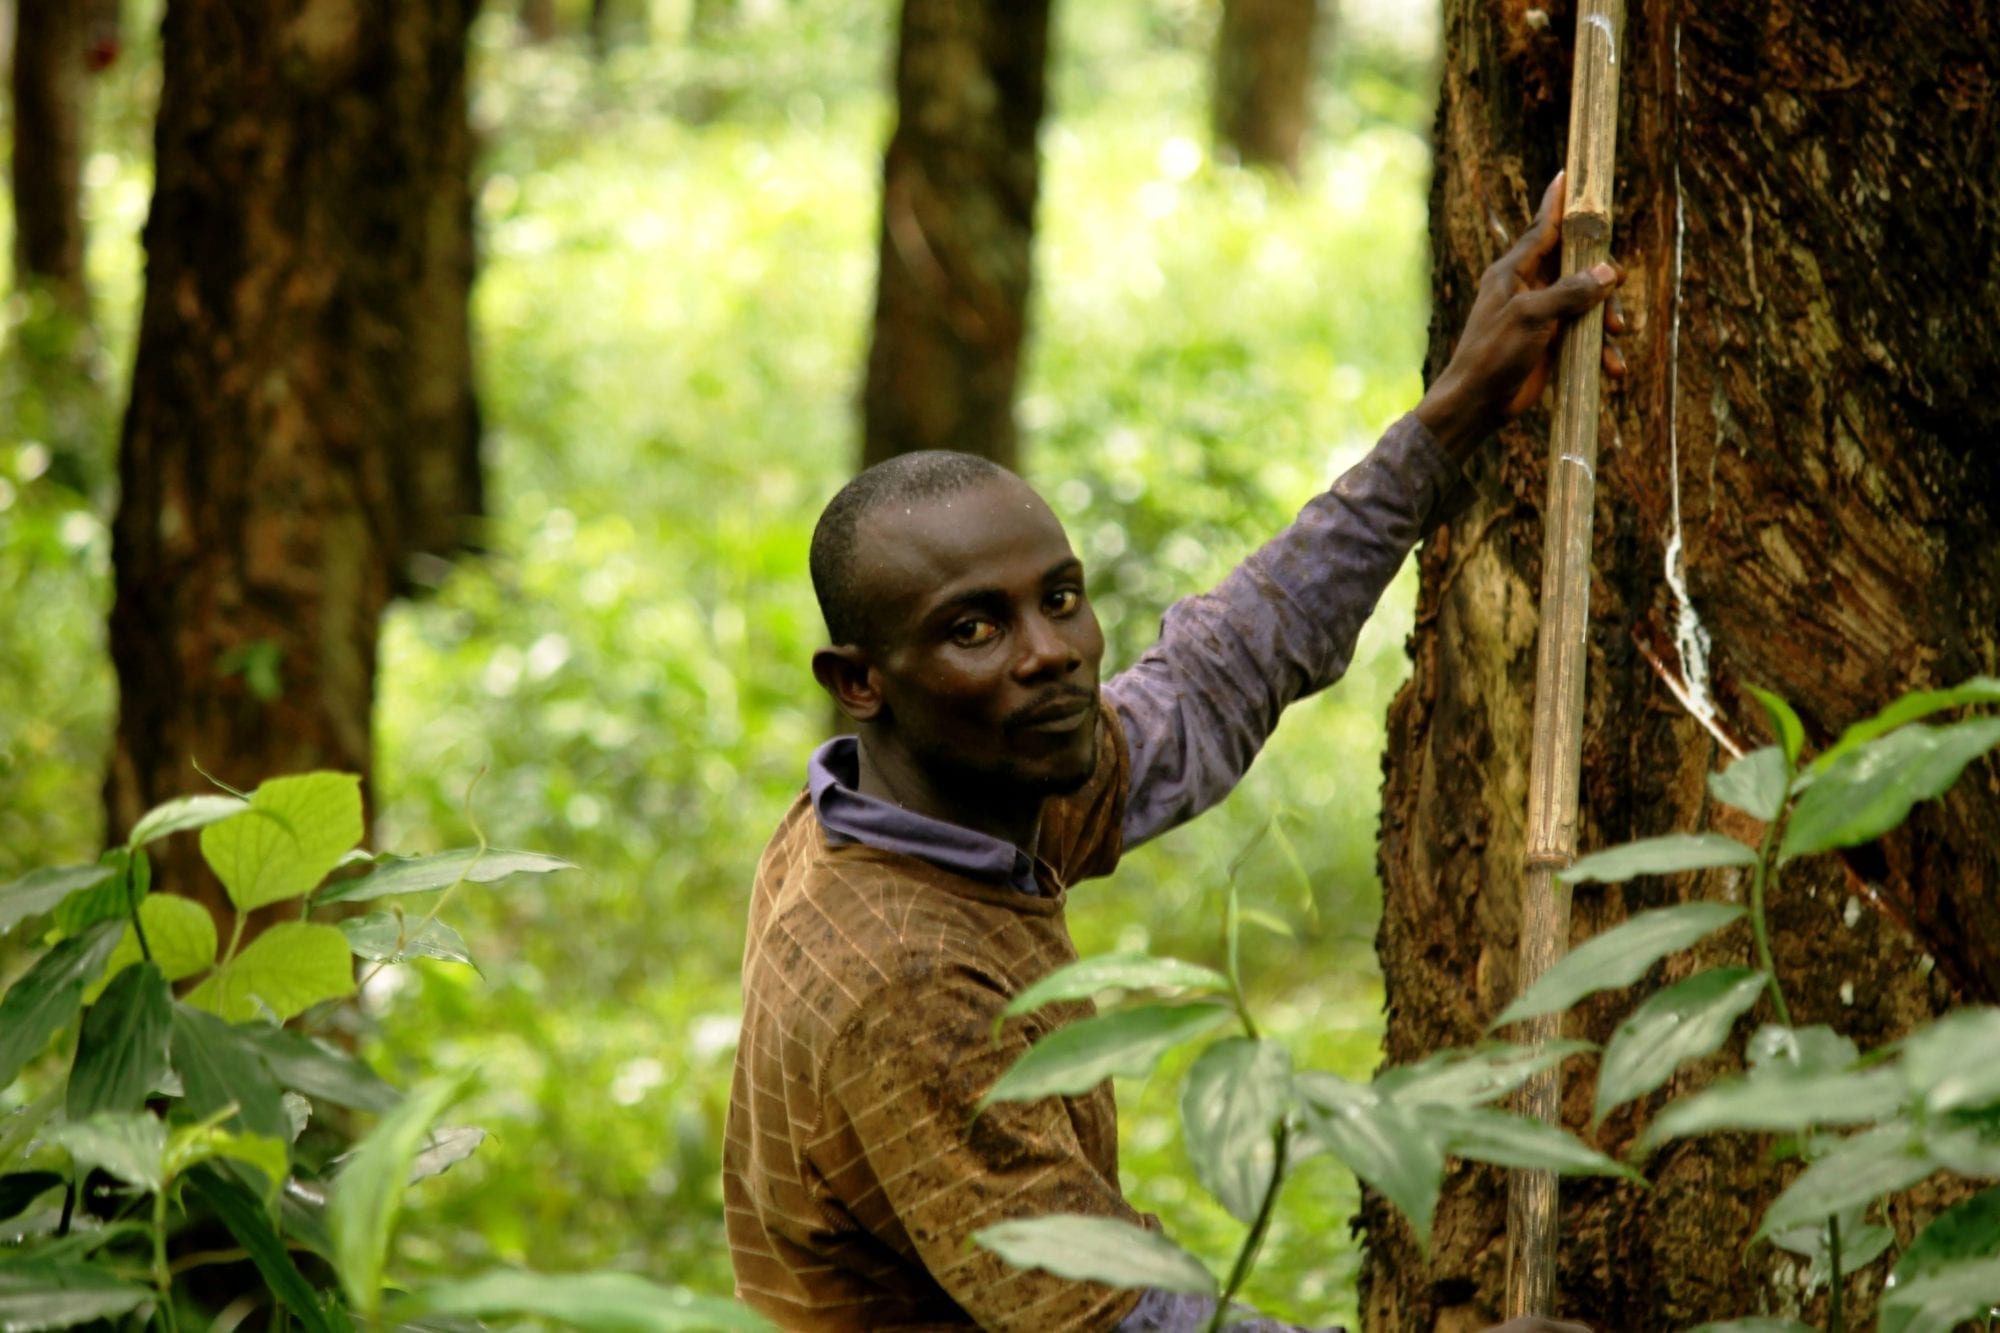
left=0, top=1173, right=64, bottom=1224
left=1685, top=1321, right=1816, bottom=1333
left=338, top=911, right=477, bottom=969
left=0, top=1259, right=153, bottom=1331
left=1880, top=1255, right=2000, bottom=1333
left=0, top=920, right=124, bottom=1091
left=313, top=847, right=575, bottom=907
left=240, top=1025, right=400, bottom=1114
left=89, top=894, right=219, bottom=1001
left=1903, top=1007, right=2000, bottom=1113
left=1429, top=1107, right=1639, bottom=1180
left=1179, top=1037, right=1292, bottom=1222
left=200, top=771, right=363, bottom=911
left=391, top=1270, right=775, bottom=1331
left=1746, top=685, right=1807, bottom=768
left=186, top=1166, right=340, bottom=1333
left=1377, top=1040, right=1595, bottom=1110
left=52, top=853, right=136, bottom=936
left=48, top=1112, right=166, bottom=1193
left=282, top=1092, right=311, bottom=1141
left=185, top=920, right=356, bottom=1023
left=164, top=1121, right=288, bottom=1196
left=1639, top=1067, right=1905, bottom=1153
left=1885, top=1187, right=2000, bottom=1333
left=1781, top=719, right=2000, bottom=862
left=1294, top=1072, right=1445, bottom=1248
left=1708, top=747, right=1789, bottom=822
left=1814, top=676, right=2000, bottom=773
left=0, top=865, right=116, bottom=938
left=997, top=952, right=1228, bottom=1031
left=1746, top=1023, right=1860, bottom=1075
left=68, top=962, right=172, bottom=1120
left=1492, top=904, right=1745, bottom=1030
left=1771, top=1205, right=1894, bottom=1294
left=409, top=1126, right=485, bottom=1184
left=1558, top=835, right=1759, bottom=885
left=1925, top=1115, right=2000, bottom=1178
left=980, top=1003, right=1234, bottom=1108
left=973, top=1215, right=1215, bottom=1296
left=128, top=794, right=250, bottom=848
left=1594, top=969, right=1768, bottom=1125
left=171, top=1003, right=291, bottom=1142
left=330, top=1075, right=468, bottom=1319
left=1757, top=1123, right=1938, bottom=1240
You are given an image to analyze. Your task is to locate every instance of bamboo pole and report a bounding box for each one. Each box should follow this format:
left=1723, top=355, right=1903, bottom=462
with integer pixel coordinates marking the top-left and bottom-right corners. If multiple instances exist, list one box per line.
left=1504, top=0, right=1625, bottom=1319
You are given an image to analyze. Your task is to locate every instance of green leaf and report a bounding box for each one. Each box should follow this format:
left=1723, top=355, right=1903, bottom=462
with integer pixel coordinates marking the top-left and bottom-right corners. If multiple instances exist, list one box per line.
left=391, top=1271, right=774, bottom=1331
left=408, top=1127, right=485, bottom=1184
left=0, top=1259, right=153, bottom=1332
left=128, top=794, right=251, bottom=849
left=48, top=1112, right=166, bottom=1193
left=338, top=912, right=477, bottom=970
left=1376, top=1041, right=1595, bottom=1110
left=239, top=1025, right=400, bottom=1114
left=186, top=1165, right=340, bottom=1333
left=1884, top=1188, right=2000, bottom=1333
left=1880, top=1255, right=2000, bottom=1333
left=0, top=1173, right=64, bottom=1224
left=0, top=865, right=117, bottom=938
left=1492, top=904, right=1746, bottom=1030
left=1429, top=1107, right=1639, bottom=1180
left=1814, top=676, right=2000, bottom=773
left=1594, top=969, right=1769, bottom=1125
left=1770, top=1208, right=1893, bottom=1294
left=1179, top=1037, right=1292, bottom=1222
left=1757, top=1123, right=1938, bottom=1241
left=1708, top=747, right=1789, bottom=822
left=1781, top=719, right=2000, bottom=862
left=88, top=895, right=220, bottom=1003
left=1684, top=1321, right=1817, bottom=1333
left=1558, top=834, right=1759, bottom=885
left=68, top=962, right=173, bottom=1120
left=1638, top=1066, right=1905, bottom=1153
left=972, top=1214, right=1216, bottom=1296
left=0, top=920, right=124, bottom=1091
left=330, top=1075, right=469, bottom=1319
left=1746, top=685, right=1807, bottom=768
left=164, top=1121, right=288, bottom=1195
left=170, top=1003, right=292, bottom=1141
left=1903, top=1007, right=2000, bottom=1113
left=997, top=952, right=1229, bottom=1030
left=1925, top=1114, right=2000, bottom=1178
left=200, top=771, right=364, bottom=911
left=51, top=853, right=136, bottom=936
left=1746, top=1023, right=1860, bottom=1076
left=185, top=920, right=357, bottom=1022
left=1294, top=1072, right=1445, bottom=1248
left=979, top=1003, right=1234, bottom=1108
left=313, top=847, right=575, bottom=908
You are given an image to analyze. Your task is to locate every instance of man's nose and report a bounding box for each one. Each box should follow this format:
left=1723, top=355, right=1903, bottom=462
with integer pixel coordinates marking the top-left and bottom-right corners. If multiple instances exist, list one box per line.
left=1013, top=612, right=1081, bottom=679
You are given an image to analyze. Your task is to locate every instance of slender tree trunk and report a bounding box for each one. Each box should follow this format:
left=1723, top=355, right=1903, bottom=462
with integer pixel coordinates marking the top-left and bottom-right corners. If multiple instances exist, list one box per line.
left=106, top=0, right=482, bottom=938
left=1366, top=2, right=2000, bottom=1329
left=10, top=0, right=89, bottom=311
left=520, top=0, right=558, bottom=44
left=860, top=0, right=1050, bottom=471
left=1212, top=0, right=1321, bottom=177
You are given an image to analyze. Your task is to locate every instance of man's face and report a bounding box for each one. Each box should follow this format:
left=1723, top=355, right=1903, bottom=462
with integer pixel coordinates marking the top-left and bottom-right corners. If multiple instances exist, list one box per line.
left=851, top=474, right=1105, bottom=802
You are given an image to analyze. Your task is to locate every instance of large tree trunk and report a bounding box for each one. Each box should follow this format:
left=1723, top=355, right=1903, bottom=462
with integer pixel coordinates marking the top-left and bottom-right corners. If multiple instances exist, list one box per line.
left=860, top=0, right=1049, bottom=471
left=1366, top=2, right=2000, bottom=1329
left=1212, top=0, right=1321, bottom=178
left=9, top=0, right=89, bottom=311
left=106, top=0, right=482, bottom=936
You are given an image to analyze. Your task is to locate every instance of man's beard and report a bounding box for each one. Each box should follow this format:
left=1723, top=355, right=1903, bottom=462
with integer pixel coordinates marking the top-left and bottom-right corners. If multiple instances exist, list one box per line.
left=914, top=725, right=1099, bottom=805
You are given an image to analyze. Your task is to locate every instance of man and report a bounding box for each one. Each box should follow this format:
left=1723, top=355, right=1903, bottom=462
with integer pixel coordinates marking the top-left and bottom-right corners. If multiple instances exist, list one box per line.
left=725, top=176, right=1625, bottom=1331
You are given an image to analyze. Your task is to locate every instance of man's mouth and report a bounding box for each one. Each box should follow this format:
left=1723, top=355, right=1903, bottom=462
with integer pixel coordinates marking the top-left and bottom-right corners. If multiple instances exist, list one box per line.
left=1012, top=691, right=1097, bottom=734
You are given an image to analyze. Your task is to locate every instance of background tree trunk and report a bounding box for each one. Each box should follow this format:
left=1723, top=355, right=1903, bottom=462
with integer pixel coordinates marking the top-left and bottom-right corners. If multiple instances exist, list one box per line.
left=1365, top=2, right=2000, bottom=1329
left=9, top=0, right=89, bottom=311
left=1212, top=0, right=1320, bottom=177
left=860, top=0, right=1050, bottom=471
left=520, top=0, right=558, bottom=44
left=106, top=0, right=482, bottom=937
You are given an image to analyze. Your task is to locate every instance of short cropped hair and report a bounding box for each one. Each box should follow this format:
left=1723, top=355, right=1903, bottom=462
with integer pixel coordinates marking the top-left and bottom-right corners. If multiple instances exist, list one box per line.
left=810, top=450, right=1013, bottom=649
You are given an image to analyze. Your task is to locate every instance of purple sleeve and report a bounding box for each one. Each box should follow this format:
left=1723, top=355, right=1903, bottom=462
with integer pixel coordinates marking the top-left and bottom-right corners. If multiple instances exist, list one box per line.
left=1114, top=1288, right=1337, bottom=1332
left=1104, top=413, right=1460, bottom=849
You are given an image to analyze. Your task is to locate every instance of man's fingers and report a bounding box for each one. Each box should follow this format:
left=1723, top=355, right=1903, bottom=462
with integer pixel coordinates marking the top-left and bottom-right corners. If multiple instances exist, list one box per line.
left=1506, top=173, right=1568, bottom=275
left=1519, top=261, right=1620, bottom=322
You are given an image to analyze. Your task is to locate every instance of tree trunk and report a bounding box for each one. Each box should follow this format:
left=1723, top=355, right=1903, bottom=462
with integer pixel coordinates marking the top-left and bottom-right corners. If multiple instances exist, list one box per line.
left=106, top=0, right=482, bottom=937
left=860, top=0, right=1049, bottom=471
left=9, top=0, right=88, bottom=311
left=1366, top=2, right=2000, bottom=1329
left=520, top=0, right=558, bottom=44
left=1212, top=0, right=1320, bottom=177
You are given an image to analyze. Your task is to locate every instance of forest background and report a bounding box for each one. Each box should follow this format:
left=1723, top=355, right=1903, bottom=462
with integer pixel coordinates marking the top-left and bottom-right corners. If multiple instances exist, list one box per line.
left=0, top=0, right=1442, bottom=1324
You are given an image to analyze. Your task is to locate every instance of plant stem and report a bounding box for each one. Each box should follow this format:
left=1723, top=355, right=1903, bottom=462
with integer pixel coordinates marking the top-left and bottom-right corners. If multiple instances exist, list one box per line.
left=1748, top=812, right=1793, bottom=1027
left=126, top=855, right=154, bottom=963
left=1827, top=1212, right=1844, bottom=1333
left=222, top=909, right=247, bottom=968
left=151, top=1189, right=179, bottom=1333
left=1203, top=1121, right=1290, bottom=1333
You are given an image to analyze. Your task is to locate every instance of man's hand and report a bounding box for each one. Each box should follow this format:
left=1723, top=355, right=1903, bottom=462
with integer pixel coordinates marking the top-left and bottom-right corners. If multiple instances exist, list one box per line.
left=1415, top=172, right=1629, bottom=462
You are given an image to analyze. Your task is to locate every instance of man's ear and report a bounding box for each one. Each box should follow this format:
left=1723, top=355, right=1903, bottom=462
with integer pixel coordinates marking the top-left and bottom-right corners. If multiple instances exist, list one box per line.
left=812, top=645, right=884, bottom=723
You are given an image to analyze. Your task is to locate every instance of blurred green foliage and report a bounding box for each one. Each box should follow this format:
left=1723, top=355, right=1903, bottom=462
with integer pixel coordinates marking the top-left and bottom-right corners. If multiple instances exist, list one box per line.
left=1, top=0, right=1438, bottom=1323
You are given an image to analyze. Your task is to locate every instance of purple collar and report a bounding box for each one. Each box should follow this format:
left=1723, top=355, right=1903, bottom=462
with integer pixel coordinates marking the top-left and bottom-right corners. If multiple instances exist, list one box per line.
left=806, top=737, right=1042, bottom=896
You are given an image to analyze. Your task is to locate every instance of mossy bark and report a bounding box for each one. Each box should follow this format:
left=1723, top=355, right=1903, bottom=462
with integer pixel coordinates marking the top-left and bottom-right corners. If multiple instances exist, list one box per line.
left=1366, top=2, right=2000, bottom=1328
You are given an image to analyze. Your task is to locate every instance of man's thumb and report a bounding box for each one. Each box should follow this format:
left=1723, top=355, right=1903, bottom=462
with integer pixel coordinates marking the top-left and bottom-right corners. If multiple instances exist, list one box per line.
left=1521, top=263, right=1619, bottom=321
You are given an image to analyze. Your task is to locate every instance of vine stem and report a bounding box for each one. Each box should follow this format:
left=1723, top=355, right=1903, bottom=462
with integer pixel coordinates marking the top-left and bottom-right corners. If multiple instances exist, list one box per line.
left=1827, top=1212, right=1844, bottom=1333
left=1202, top=1121, right=1291, bottom=1333
left=1747, top=807, right=1793, bottom=1028
left=151, top=1188, right=179, bottom=1333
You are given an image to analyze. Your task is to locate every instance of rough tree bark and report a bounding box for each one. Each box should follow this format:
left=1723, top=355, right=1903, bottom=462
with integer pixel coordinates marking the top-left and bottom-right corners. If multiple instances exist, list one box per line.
left=1212, top=0, right=1321, bottom=178
left=861, top=0, right=1050, bottom=471
left=9, top=0, right=88, bottom=311
left=106, top=0, right=482, bottom=936
left=1366, top=2, right=2000, bottom=1329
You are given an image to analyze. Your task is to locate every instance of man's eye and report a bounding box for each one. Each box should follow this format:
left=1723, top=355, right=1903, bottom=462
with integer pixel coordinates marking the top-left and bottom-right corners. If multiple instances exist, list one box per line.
left=951, top=620, right=999, bottom=647
left=1048, top=588, right=1081, bottom=615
